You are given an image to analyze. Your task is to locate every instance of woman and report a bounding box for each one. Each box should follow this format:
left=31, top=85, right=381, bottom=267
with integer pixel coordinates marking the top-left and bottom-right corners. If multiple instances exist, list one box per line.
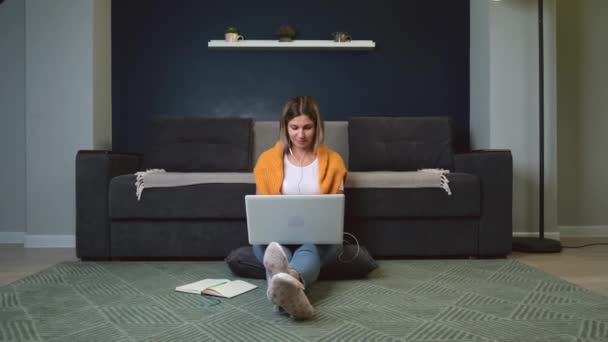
left=253, top=96, right=347, bottom=319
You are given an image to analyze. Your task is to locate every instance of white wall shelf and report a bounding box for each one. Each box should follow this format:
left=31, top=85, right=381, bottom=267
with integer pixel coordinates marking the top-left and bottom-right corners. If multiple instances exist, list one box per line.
left=208, top=40, right=375, bottom=50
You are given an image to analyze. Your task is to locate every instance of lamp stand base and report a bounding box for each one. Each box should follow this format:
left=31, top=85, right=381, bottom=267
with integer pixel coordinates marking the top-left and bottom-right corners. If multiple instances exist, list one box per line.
left=512, top=237, right=562, bottom=253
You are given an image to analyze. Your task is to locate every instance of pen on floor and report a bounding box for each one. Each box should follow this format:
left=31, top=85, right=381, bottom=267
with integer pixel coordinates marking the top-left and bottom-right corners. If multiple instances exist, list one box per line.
left=207, top=281, right=228, bottom=289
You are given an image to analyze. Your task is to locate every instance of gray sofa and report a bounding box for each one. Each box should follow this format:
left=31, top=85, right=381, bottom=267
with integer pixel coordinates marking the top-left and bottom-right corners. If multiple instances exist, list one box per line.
left=76, top=116, right=512, bottom=260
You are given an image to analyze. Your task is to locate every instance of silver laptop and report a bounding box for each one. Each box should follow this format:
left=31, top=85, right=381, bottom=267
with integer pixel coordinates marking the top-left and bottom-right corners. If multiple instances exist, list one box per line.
left=245, top=194, right=344, bottom=244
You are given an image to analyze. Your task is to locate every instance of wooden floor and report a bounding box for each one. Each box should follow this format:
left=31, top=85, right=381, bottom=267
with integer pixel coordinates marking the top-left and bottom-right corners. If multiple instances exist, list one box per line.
left=512, top=237, right=608, bottom=296
left=1, top=238, right=607, bottom=296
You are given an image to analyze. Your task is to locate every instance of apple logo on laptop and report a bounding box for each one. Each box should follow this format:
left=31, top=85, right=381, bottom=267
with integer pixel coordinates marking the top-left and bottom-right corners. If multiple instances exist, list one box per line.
left=287, top=216, right=305, bottom=227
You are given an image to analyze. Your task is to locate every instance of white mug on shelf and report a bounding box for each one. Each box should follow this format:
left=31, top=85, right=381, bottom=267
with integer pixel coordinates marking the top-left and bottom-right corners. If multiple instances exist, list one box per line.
left=225, top=33, right=244, bottom=42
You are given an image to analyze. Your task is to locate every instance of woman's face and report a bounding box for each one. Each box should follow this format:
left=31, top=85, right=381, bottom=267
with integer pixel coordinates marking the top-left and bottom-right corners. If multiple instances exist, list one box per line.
left=287, top=115, right=316, bottom=151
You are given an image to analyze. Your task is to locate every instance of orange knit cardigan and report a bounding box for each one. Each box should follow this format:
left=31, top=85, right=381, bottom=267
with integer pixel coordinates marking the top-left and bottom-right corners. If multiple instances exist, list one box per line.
left=254, top=142, right=347, bottom=195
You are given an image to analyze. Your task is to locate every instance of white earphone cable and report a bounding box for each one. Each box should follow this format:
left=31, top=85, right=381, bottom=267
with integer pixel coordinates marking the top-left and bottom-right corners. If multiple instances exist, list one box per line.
left=297, top=166, right=303, bottom=194
left=338, top=232, right=360, bottom=263
left=292, top=147, right=305, bottom=195
left=291, top=145, right=358, bottom=262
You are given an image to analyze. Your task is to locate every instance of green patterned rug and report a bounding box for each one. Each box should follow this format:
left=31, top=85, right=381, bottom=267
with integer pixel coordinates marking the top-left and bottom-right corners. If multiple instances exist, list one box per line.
left=1, top=259, right=607, bottom=341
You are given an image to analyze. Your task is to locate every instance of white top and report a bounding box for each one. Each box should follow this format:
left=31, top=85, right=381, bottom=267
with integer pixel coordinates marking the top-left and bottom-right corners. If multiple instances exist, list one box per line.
left=282, top=155, right=320, bottom=195
left=281, top=155, right=344, bottom=195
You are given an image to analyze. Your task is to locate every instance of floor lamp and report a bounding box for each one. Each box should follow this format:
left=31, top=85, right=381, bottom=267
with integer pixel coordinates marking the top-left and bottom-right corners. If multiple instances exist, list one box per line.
left=510, top=0, right=562, bottom=253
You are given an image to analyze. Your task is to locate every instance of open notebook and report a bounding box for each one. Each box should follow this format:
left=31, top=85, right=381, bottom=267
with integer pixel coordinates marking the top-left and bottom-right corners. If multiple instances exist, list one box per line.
left=175, top=279, right=257, bottom=298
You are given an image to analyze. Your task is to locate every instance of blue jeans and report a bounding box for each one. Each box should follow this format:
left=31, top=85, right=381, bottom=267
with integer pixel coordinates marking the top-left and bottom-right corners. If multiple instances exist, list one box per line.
left=253, top=243, right=339, bottom=288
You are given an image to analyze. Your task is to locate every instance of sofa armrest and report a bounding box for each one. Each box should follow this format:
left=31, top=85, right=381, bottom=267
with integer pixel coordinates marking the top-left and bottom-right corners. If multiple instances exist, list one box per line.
left=454, top=150, right=512, bottom=257
left=76, top=150, right=141, bottom=259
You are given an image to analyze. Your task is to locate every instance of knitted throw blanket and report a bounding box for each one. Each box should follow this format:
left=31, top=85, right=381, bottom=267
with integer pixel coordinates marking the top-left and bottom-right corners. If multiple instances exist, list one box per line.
left=134, top=169, right=254, bottom=200
left=134, top=169, right=451, bottom=201
left=346, top=169, right=452, bottom=195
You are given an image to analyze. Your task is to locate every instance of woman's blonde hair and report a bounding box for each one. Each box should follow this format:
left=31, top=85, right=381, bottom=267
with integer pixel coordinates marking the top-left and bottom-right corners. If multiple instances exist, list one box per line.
left=279, top=96, right=325, bottom=154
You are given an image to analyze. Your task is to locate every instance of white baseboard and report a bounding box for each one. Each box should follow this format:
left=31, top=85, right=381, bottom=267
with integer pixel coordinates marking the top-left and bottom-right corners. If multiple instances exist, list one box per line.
left=0, top=232, right=25, bottom=244
left=513, top=231, right=561, bottom=240
left=560, top=225, right=608, bottom=238
left=24, top=235, right=75, bottom=248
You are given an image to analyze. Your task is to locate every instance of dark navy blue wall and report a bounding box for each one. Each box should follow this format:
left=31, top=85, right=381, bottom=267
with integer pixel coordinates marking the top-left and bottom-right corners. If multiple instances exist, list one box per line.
left=112, top=0, right=470, bottom=153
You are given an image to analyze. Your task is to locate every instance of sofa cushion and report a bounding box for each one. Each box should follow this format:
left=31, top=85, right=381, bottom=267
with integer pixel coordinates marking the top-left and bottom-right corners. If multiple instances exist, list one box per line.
left=109, top=174, right=255, bottom=219
left=142, top=116, right=253, bottom=172
left=325, top=121, right=349, bottom=168
left=348, top=117, right=453, bottom=171
left=345, top=173, right=480, bottom=218
left=253, top=121, right=279, bottom=164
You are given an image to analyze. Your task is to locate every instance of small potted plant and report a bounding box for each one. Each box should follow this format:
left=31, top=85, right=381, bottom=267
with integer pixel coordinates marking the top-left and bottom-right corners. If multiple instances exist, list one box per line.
left=225, top=26, right=244, bottom=42
left=277, top=25, right=296, bottom=42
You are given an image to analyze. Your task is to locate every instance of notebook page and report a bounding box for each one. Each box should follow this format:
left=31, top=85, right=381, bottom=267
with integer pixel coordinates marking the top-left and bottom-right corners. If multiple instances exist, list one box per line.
left=175, top=279, right=229, bottom=294
left=205, top=280, right=257, bottom=298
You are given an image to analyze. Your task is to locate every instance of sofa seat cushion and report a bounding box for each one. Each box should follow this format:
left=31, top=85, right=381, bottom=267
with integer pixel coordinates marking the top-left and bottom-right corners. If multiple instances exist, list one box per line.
left=109, top=174, right=255, bottom=219
left=346, top=173, right=480, bottom=218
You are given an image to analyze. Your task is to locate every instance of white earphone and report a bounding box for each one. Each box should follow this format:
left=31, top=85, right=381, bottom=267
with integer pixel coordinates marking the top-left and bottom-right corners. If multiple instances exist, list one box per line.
left=289, top=145, right=305, bottom=194
left=290, top=143, right=361, bottom=262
